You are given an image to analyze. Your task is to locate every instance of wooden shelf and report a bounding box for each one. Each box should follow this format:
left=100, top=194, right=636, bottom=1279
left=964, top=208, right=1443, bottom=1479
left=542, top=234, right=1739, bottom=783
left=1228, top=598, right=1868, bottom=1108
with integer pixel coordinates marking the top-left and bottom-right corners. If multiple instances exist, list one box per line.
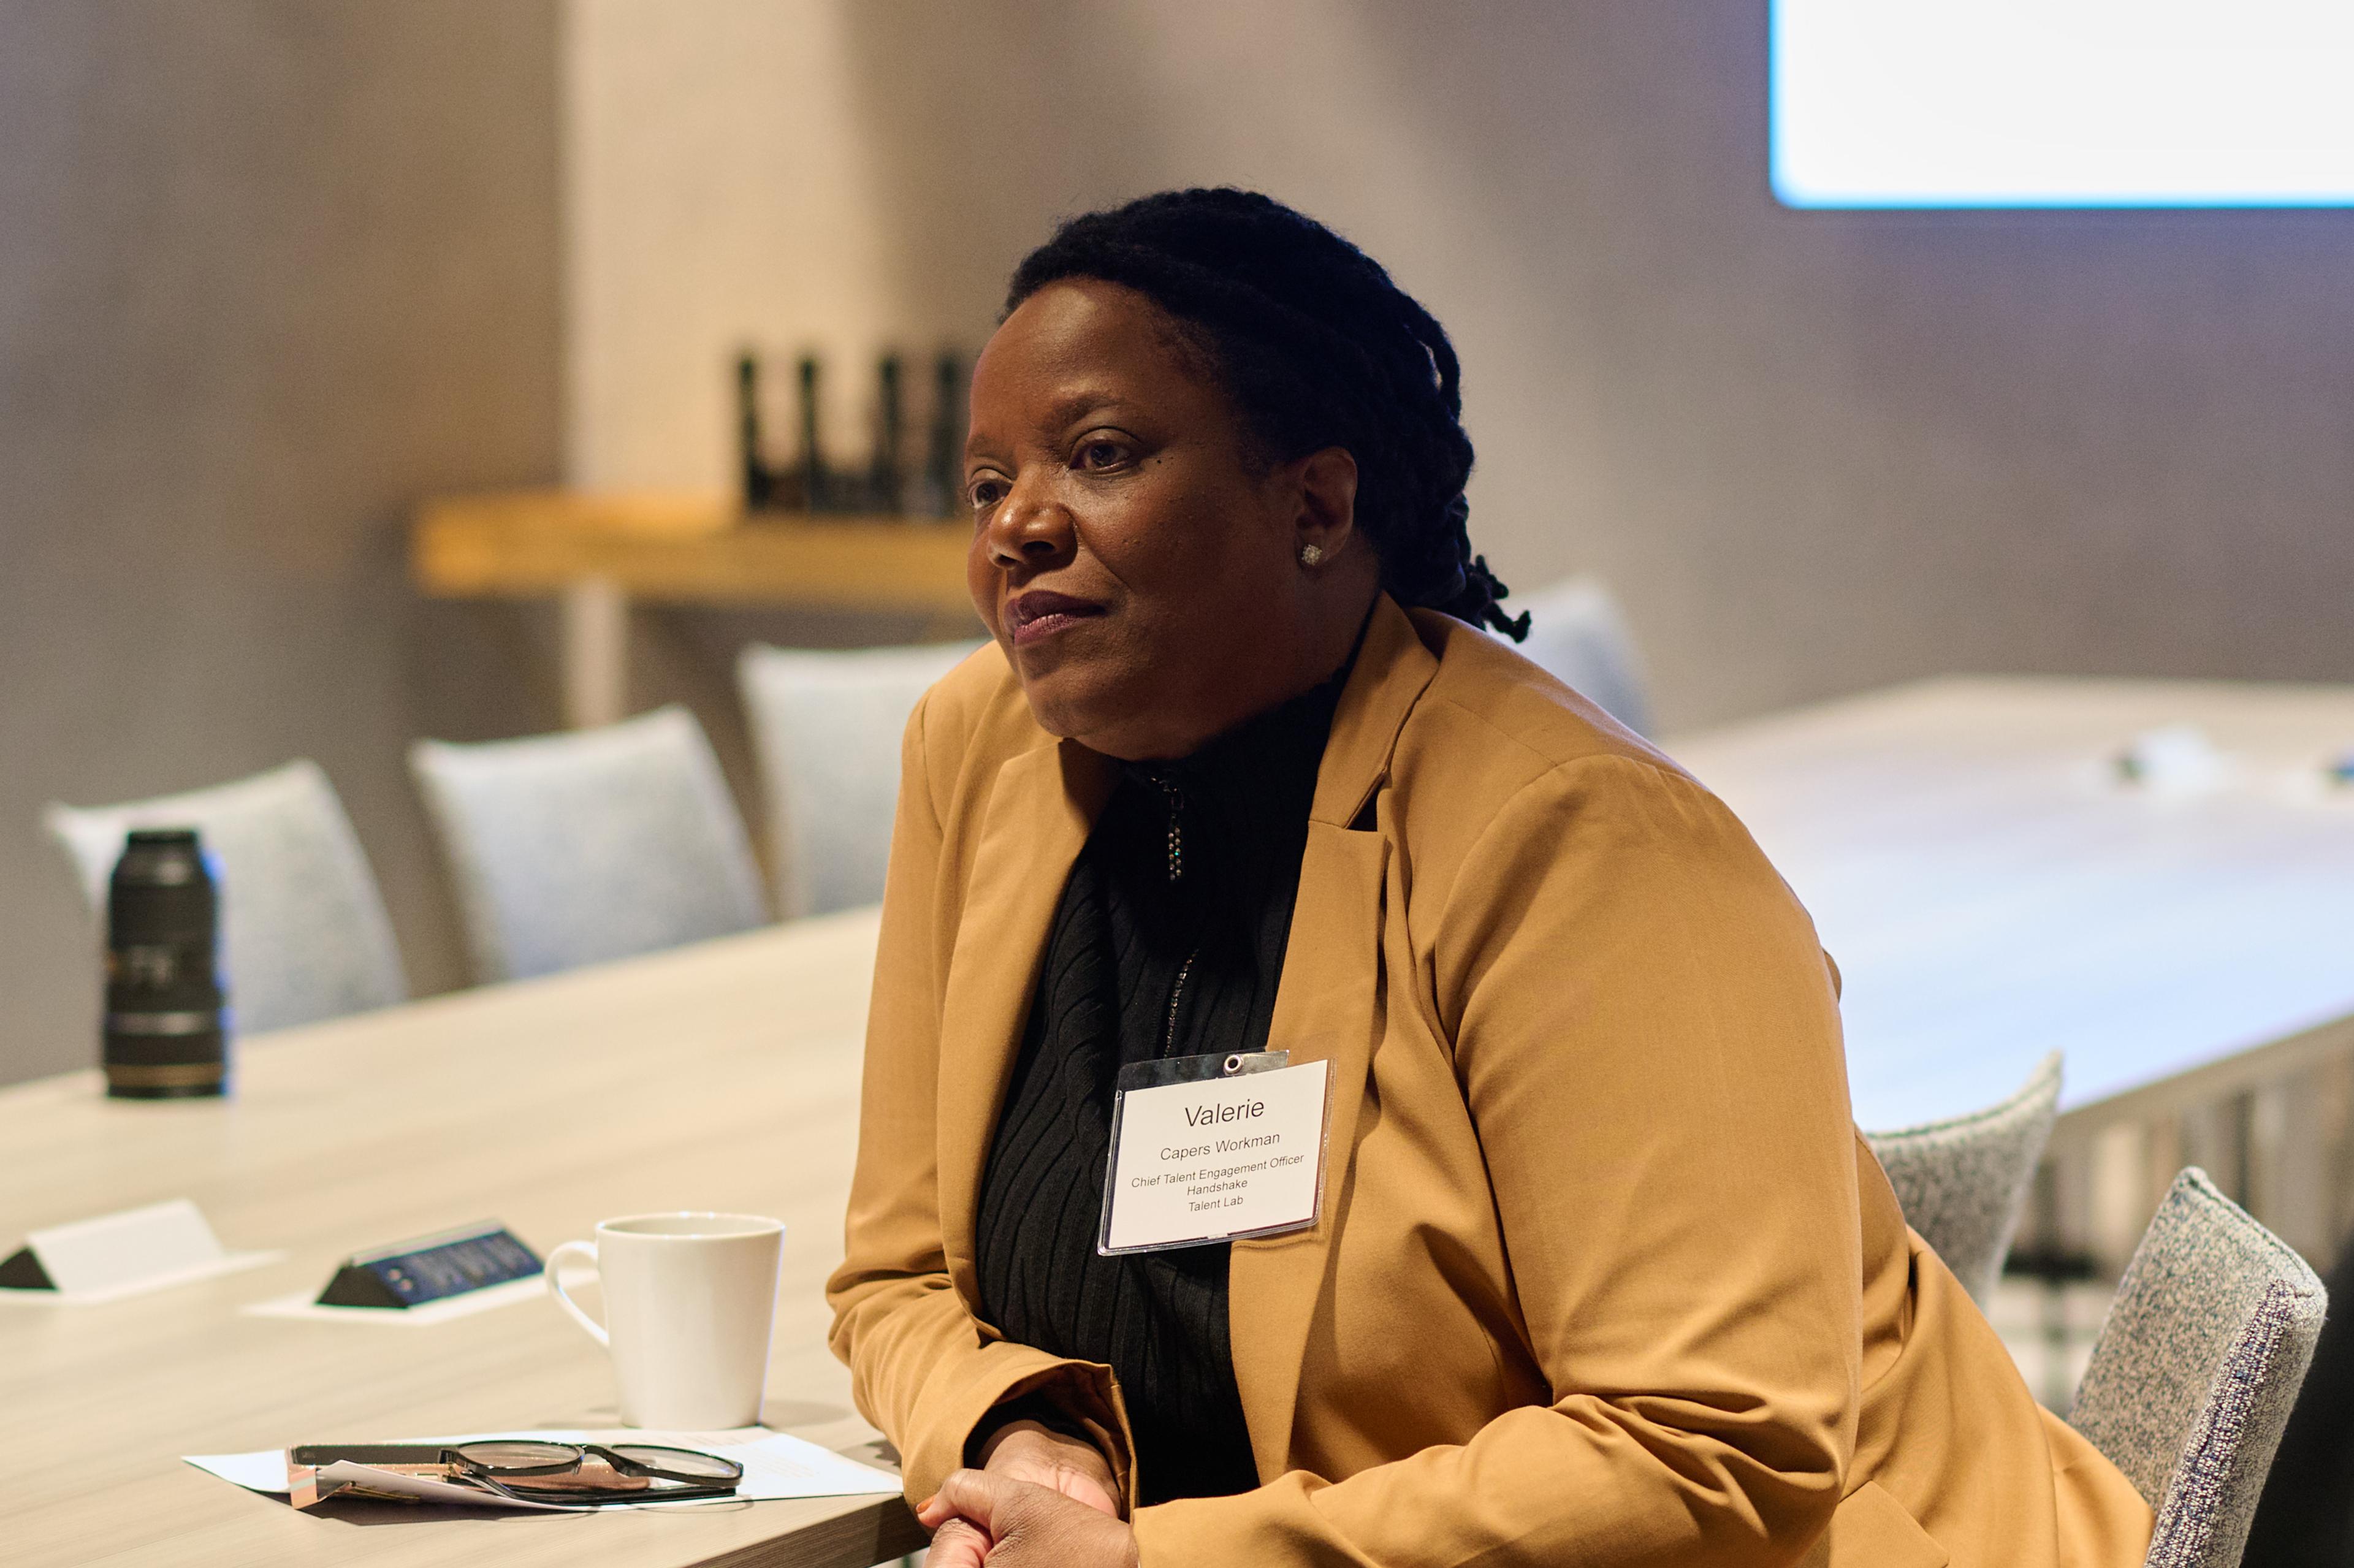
left=413, top=487, right=976, bottom=617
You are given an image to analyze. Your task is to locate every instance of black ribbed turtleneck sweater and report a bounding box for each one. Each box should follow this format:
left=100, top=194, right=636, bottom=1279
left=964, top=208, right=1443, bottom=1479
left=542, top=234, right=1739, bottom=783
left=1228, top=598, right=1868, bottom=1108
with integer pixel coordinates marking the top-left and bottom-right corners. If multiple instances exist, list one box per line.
left=973, top=672, right=1342, bottom=1507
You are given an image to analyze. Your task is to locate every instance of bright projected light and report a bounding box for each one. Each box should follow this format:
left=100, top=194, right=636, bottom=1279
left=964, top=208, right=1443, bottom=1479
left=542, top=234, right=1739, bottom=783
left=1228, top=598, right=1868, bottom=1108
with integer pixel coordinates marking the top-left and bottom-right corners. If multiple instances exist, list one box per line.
left=1772, top=0, right=2354, bottom=207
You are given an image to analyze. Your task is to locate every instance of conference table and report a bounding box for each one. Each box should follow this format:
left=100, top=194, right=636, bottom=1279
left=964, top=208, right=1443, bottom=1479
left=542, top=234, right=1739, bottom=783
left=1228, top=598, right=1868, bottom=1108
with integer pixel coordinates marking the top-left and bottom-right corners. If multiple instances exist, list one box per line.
left=1670, top=676, right=2354, bottom=1130
left=0, top=910, right=924, bottom=1568
left=8, top=672, right=2354, bottom=1566
left=1668, top=675, right=2354, bottom=1264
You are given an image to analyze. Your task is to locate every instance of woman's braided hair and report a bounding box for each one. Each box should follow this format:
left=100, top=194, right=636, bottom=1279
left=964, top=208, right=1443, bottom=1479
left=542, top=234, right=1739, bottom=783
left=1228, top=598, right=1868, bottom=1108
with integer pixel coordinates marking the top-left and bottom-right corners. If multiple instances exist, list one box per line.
left=1005, top=188, right=1528, bottom=640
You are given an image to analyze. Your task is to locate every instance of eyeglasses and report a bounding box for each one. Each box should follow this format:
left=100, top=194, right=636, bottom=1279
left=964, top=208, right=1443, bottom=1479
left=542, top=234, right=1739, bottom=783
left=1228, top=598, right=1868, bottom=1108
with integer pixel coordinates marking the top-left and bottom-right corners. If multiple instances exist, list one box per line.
left=445, top=1441, right=744, bottom=1505
left=288, top=1440, right=744, bottom=1509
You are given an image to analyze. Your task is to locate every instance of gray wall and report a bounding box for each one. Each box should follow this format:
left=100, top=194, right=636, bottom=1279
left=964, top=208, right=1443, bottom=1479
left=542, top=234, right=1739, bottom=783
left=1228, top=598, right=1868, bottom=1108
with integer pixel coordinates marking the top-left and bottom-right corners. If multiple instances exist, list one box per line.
left=566, top=0, right=2354, bottom=726
left=825, top=0, right=2354, bottom=726
left=0, top=2, right=562, bottom=1083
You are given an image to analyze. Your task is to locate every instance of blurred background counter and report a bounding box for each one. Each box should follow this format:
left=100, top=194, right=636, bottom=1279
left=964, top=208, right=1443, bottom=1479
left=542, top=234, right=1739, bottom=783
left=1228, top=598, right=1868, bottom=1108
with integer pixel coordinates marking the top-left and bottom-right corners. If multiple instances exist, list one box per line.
left=411, top=489, right=975, bottom=728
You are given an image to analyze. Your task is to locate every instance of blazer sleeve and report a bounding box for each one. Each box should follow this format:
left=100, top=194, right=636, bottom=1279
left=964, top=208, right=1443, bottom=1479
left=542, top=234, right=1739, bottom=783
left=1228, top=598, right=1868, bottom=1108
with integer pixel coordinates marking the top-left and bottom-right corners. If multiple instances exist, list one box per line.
left=1133, top=753, right=1862, bottom=1566
left=825, top=695, right=1136, bottom=1507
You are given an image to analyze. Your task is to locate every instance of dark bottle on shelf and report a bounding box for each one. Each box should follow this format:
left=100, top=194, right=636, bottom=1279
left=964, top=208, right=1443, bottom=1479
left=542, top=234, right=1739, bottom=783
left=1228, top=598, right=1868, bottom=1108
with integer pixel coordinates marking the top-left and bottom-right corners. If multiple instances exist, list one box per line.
left=102, top=828, right=229, bottom=1099
left=737, top=351, right=778, bottom=511
left=867, top=354, right=905, bottom=514
left=923, top=350, right=966, bottom=517
left=796, top=355, right=830, bottom=512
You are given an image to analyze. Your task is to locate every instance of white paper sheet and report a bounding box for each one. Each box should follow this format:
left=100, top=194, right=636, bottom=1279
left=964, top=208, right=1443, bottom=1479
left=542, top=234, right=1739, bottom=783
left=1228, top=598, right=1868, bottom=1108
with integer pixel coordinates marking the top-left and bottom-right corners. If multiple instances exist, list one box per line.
left=184, top=1426, right=902, bottom=1511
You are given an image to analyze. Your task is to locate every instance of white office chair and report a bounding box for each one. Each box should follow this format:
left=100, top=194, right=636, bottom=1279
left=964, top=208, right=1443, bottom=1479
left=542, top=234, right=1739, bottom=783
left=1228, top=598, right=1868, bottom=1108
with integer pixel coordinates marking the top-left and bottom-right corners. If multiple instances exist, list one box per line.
left=44, top=759, right=407, bottom=1033
left=737, top=639, right=986, bottom=918
left=409, top=705, right=768, bottom=983
left=1510, top=574, right=1654, bottom=737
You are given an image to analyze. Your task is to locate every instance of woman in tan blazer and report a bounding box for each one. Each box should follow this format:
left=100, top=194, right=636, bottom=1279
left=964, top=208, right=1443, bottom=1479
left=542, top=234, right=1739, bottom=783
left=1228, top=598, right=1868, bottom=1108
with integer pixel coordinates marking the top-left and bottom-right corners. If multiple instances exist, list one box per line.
left=827, top=190, right=2154, bottom=1568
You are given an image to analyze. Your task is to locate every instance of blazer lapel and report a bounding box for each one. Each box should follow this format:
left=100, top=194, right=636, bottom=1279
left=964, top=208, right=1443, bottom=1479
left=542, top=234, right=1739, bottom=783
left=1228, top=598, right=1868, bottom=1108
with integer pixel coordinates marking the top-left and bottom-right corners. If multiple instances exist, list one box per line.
left=1229, top=820, right=1389, bottom=1477
left=935, top=738, right=1112, bottom=1317
left=1312, top=596, right=1438, bottom=828
left=1228, top=595, right=1439, bottom=1475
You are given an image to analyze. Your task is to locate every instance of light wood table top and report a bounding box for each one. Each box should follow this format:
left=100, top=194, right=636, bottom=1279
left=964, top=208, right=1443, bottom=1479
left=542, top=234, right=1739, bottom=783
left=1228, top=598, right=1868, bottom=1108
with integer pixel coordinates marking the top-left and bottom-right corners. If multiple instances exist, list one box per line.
left=0, top=909, right=924, bottom=1568
left=1667, top=676, right=2354, bottom=1133
left=413, top=488, right=976, bottom=617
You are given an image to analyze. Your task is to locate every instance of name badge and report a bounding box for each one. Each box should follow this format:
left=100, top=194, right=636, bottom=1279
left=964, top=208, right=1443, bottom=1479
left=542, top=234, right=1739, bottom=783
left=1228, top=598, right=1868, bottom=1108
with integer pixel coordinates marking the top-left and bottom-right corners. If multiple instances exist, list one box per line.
left=1097, top=1050, right=1331, bottom=1256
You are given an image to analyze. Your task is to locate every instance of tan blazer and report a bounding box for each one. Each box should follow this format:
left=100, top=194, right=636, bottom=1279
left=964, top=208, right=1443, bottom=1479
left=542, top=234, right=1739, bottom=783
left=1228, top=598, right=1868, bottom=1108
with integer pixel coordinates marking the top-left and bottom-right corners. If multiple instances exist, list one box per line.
left=828, top=596, right=2153, bottom=1567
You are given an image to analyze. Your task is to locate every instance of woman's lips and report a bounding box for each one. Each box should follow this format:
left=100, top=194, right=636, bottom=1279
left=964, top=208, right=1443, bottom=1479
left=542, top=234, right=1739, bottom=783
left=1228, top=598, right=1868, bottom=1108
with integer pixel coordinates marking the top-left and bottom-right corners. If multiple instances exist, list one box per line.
left=1004, top=590, right=1108, bottom=647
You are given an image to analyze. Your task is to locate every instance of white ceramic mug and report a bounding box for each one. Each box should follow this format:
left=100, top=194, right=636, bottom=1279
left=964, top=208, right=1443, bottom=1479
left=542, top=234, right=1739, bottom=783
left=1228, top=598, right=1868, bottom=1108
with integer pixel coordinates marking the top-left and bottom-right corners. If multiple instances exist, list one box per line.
left=546, top=1212, right=785, bottom=1430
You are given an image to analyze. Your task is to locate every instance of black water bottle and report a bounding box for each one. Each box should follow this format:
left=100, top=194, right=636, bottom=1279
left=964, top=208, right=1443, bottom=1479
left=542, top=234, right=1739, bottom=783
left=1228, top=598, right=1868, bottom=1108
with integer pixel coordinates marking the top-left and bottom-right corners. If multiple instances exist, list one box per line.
left=102, top=828, right=229, bottom=1099
left=738, top=351, right=777, bottom=511
left=796, top=354, right=829, bottom=511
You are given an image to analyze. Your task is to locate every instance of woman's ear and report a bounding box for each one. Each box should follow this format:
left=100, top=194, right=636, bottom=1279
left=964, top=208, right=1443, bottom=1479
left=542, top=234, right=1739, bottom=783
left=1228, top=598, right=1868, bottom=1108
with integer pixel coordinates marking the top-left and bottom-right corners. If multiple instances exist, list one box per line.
left=1293, top=446, right=1360, bottom=560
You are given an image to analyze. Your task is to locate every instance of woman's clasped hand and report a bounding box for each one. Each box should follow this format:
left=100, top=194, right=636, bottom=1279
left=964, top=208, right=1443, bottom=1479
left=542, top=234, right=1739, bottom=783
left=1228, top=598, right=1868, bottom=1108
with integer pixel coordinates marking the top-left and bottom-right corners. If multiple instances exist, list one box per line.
left=916, top=1471, right=1137, bottom=1568
left=917, top=1420, right=1136, bottom=1567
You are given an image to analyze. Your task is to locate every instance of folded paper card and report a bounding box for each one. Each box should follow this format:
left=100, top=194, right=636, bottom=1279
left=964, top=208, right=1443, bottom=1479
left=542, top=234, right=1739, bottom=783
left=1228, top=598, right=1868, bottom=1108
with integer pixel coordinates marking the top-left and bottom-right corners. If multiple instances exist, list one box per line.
left=184, top=1426, right=902, bottom=1512
left=0, top=1199, right=279, bottom=1304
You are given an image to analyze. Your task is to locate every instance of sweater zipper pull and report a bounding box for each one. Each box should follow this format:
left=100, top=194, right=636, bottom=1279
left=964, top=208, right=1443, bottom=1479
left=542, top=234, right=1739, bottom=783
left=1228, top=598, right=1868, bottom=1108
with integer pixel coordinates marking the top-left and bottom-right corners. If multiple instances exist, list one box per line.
left=1154, top=775, right=1185, bottom=882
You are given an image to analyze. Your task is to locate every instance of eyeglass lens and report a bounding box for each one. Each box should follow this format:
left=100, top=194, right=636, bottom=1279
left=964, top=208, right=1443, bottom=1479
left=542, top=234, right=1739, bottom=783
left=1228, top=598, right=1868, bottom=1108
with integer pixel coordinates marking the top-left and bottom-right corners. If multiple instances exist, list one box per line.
left=605, top=1444, right=742, bottom=1481
left=451, top=1441, right=581, bottom=1474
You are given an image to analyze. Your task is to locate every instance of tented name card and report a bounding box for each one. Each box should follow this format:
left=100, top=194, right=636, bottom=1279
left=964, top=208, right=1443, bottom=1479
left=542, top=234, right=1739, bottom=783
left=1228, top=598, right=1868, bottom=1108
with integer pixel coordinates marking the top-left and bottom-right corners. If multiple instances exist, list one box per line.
left=0, top=1199, right=279, bottom=1304
left=316, top=1222, right=541, bottom=1309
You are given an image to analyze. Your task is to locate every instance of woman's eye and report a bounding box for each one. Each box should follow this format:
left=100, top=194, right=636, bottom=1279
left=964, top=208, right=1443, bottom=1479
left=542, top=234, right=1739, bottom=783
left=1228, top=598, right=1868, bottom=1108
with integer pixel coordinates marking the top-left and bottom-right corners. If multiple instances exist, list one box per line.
left=1076, top=439, right=1128, bottom=470
left=967, top=476, right=1008, bottom=511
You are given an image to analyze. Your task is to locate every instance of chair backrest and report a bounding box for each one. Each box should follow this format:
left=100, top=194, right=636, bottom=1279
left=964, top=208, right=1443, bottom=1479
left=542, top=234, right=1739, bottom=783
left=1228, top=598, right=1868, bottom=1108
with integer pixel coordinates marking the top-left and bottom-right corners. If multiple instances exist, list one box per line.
left=737, top=639, right=986, bottom=918
left=409, top=705, right=767, bottom=983
left=2070, top=1168, right=2327, bottom=1568
left=1509, top=574, right=1655, bottom=737
left=1863, top=1051, right=2062, bottom=1302
left=43, top=759, right=406, bottom=1033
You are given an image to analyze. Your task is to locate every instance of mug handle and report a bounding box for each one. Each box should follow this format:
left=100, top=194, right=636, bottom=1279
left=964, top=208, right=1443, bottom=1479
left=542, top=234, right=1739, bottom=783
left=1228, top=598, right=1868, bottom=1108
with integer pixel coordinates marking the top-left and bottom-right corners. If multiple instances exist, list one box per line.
left=544, top=1240, right=608, bottom=1347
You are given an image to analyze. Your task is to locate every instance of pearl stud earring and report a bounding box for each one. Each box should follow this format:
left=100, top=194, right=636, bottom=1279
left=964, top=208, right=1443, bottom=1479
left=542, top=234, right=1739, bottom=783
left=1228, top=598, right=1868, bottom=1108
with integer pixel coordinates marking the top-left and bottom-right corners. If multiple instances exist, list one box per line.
left=1298, top=544, right=1324, bottom=567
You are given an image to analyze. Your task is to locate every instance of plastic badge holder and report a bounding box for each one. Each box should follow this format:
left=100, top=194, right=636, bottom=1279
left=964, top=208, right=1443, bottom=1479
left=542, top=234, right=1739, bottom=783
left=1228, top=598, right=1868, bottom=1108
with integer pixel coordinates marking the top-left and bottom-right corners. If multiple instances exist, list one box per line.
left=1097, top=1048, right=1333, bottom=1257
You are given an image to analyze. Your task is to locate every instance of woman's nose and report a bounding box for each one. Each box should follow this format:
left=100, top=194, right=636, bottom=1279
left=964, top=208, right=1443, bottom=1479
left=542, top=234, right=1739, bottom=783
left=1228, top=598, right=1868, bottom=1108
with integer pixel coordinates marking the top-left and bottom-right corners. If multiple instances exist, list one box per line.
left=983, top=476, right=1076, bottom=573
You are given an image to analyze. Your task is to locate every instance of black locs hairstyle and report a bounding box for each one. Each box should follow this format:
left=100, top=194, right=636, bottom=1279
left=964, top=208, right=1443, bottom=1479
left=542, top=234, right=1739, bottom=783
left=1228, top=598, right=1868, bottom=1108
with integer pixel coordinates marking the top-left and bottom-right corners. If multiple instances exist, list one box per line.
left=1005, top=188, right=1529, bottom=641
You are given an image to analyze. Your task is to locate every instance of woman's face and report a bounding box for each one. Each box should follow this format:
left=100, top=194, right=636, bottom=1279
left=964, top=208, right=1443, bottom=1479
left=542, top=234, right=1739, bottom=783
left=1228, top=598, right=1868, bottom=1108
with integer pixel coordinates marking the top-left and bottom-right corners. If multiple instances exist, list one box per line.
left=964, top=278, right=1371, bottom=761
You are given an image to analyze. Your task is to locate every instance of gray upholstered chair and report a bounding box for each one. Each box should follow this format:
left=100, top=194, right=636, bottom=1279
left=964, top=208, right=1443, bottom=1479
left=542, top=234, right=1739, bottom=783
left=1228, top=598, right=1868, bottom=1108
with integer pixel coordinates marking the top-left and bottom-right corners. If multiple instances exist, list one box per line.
left=737, top=638, right=985, bottom=918
left=1863, top=1051, right=2062, bottom=1302
left=1510, top=574, right=1654, bottom=737
left=44, top=759, right=406, bottom=1033
left=2070, top=1167, right=2327, bottom=1568
left=409, top=705, right=767, bottom=983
